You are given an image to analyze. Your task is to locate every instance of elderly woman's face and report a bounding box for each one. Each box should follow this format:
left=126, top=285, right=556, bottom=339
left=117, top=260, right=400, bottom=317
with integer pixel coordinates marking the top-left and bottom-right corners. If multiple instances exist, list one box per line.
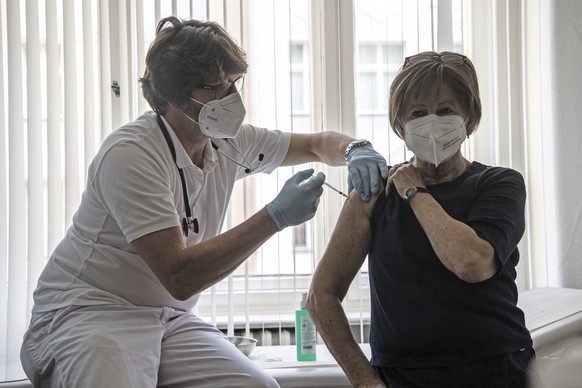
left=403, top=82, right=465, bottom=130
left=400, top=82, right=469, bottom=166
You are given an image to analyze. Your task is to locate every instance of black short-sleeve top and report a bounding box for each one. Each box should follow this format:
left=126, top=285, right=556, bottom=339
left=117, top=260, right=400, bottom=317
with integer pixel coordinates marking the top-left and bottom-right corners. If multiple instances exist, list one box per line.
left=368, top=161, right=532, bottom=368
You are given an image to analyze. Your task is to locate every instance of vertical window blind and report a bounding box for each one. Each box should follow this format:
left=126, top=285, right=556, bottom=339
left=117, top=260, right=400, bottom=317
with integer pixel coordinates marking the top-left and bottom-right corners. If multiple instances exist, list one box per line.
left=1, top=0, right=545, bottom=381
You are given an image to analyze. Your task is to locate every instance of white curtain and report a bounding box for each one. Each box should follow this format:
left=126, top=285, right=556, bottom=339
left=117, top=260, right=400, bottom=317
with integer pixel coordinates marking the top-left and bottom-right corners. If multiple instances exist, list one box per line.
left=522, top=0, right=582, bottom=288
left=465, top=0, right=582, bottom=289
left=3, top=0, right=578, bottom=382
left=0, top=0, right=98, bottom=380
left=463, top=0, right=532, bottom=290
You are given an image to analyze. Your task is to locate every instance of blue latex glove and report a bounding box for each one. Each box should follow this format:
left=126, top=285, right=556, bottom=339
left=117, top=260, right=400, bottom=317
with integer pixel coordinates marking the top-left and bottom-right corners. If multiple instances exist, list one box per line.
left=347, top=144, right=389, bottom=201
left=266, top=169, right=325, bottom=231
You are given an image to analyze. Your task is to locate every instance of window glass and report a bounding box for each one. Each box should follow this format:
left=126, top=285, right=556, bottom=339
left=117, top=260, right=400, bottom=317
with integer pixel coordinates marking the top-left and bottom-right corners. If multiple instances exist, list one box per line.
left=358, top=72, right=378, bottom=111
left=290, top=43, right=303, bottom=64
left=196, top=0, right=465, bottom=329
left=359, top=44, right=377, bottom=64
left=354, top=0, right=463, bottom=164
left=197, top=0, right=313, bottom=325
left=291, top=70, right=305, bottom=111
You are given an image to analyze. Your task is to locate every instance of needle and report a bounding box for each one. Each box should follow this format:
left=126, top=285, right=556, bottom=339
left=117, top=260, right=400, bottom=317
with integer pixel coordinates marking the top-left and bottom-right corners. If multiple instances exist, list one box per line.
left=323, top=181, right=349, bottom=198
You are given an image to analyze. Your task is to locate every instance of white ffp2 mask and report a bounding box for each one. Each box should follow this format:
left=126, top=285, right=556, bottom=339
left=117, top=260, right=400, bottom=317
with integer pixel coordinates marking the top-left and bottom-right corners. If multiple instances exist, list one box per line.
left=404, top=114, right=467, bottom=166
left=186, top=92, right=246, bottom=138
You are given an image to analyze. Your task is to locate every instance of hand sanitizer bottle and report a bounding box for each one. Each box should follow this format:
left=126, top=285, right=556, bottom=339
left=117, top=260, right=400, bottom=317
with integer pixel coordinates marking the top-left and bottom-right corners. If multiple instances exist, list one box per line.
left=295, top=291, right=317, bottom=361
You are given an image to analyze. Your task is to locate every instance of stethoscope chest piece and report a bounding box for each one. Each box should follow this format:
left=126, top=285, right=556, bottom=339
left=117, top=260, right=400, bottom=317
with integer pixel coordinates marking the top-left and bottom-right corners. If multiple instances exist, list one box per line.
left=182, top=216, right=199, bottom=237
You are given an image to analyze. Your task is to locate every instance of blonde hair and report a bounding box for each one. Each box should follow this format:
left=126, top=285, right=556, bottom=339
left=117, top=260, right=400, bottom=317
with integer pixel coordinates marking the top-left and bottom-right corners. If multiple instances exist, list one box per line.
left=389, top=51, right=482, bottom=137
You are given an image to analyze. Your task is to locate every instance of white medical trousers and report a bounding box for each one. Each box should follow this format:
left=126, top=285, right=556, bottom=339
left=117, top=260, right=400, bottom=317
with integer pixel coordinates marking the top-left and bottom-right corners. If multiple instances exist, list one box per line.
left=20, top=304, right=279, bottom=388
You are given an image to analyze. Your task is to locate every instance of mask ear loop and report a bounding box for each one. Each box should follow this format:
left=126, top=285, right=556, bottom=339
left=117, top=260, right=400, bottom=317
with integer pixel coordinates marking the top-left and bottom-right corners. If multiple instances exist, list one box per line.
left=190, top=96, right=211, bottom=107
left=185, top=97, right=233, bottom=136
left=182, top=98, right=261, bottom=173
left=211, top=141, right=264, bottom=174
left=182, top=110, right=209, bottom=132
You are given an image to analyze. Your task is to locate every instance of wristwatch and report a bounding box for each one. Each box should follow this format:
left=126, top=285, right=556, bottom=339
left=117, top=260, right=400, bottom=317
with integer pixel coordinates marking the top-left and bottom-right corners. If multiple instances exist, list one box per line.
left=344, top=139, right=371, bottom=163
left=403, top=187, right=428, bottom=203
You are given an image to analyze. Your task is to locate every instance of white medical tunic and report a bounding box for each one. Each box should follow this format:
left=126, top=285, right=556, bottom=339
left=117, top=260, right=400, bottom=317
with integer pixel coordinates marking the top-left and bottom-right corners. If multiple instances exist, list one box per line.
left=32, top=111, right=291, bottom=313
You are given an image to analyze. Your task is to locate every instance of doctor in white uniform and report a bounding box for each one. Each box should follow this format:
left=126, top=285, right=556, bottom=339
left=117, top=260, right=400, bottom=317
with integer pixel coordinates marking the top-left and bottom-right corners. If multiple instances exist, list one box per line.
left=20, top=16, right=388, bottom=388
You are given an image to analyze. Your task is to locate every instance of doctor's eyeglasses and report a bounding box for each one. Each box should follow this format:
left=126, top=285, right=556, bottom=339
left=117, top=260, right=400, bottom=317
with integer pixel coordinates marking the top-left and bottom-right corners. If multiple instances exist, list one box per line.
left=200, top=76, right=244, bottom=99
left=403, top=52, right=467, bottom=68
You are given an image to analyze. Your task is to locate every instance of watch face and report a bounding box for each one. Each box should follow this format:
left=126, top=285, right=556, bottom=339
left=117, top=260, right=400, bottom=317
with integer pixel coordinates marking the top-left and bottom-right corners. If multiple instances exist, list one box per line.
left=405, top=187, right=417, bottom=198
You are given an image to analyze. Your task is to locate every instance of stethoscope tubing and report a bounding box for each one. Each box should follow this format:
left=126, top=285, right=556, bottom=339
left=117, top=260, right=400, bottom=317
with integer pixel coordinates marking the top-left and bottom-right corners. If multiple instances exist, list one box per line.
left=156, top=113, right=262, bottom=236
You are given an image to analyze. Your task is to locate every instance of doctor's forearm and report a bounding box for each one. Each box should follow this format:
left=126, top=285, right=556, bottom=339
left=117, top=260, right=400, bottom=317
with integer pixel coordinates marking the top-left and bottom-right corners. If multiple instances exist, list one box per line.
left=282, top=132, right=354, bottom=166
left=164, top=209, right=278, bottom=299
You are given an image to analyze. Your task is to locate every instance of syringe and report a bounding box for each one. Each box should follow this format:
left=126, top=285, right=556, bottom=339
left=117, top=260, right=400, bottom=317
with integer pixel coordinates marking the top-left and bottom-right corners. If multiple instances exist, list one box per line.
left=323, top=181, right=349, bottom=198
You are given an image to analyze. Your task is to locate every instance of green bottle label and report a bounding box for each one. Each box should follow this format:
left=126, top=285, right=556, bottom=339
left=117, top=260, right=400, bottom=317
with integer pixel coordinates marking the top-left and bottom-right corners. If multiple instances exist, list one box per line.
left=300, top=315, right=316, bottom=355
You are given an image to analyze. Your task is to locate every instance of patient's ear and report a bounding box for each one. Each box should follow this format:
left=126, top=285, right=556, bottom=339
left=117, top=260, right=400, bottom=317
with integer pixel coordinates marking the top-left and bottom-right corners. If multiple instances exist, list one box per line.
left=466, top=119, right=477, bottom=136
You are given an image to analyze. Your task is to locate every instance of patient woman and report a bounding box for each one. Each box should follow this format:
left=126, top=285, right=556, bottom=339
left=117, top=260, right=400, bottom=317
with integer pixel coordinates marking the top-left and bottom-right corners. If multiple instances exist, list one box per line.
left=307, top=51, right=535, bottom=388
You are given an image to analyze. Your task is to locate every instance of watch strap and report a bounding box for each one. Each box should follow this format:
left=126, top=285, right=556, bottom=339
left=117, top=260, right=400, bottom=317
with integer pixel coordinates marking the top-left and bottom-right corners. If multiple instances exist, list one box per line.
left=403, top=186, right=428, bottom=203
left=344, top=139, right=371, bottom=164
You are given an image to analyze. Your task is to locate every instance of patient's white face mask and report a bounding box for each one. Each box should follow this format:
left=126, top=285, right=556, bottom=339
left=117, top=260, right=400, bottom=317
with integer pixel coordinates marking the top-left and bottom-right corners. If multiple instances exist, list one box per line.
left=184, top=92, right=246, bottom=139
left=404, top=114, right=467, bottom=166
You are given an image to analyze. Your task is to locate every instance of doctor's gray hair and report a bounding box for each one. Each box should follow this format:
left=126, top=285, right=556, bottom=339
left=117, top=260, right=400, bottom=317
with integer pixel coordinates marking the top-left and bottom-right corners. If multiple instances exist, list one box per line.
left=139, top=16, right=248, bottom=114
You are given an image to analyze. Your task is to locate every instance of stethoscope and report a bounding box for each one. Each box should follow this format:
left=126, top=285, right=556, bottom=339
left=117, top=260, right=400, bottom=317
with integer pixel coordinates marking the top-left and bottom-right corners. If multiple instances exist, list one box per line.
left=156, top=113, right=263, bottom=237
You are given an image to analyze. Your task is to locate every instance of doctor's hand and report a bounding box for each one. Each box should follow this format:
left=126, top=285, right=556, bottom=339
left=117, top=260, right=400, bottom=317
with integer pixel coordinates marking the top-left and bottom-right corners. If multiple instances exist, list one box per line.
left=266, top=169, right=325, bottom=231
left=347, top=145, right=389, bottom=202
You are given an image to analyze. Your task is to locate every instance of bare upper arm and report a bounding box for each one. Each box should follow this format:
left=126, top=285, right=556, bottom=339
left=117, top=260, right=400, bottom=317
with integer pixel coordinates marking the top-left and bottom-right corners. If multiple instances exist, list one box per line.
left=312, top=189, right=380, bottom=300
left=131, top=226, right=186, bottom=294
